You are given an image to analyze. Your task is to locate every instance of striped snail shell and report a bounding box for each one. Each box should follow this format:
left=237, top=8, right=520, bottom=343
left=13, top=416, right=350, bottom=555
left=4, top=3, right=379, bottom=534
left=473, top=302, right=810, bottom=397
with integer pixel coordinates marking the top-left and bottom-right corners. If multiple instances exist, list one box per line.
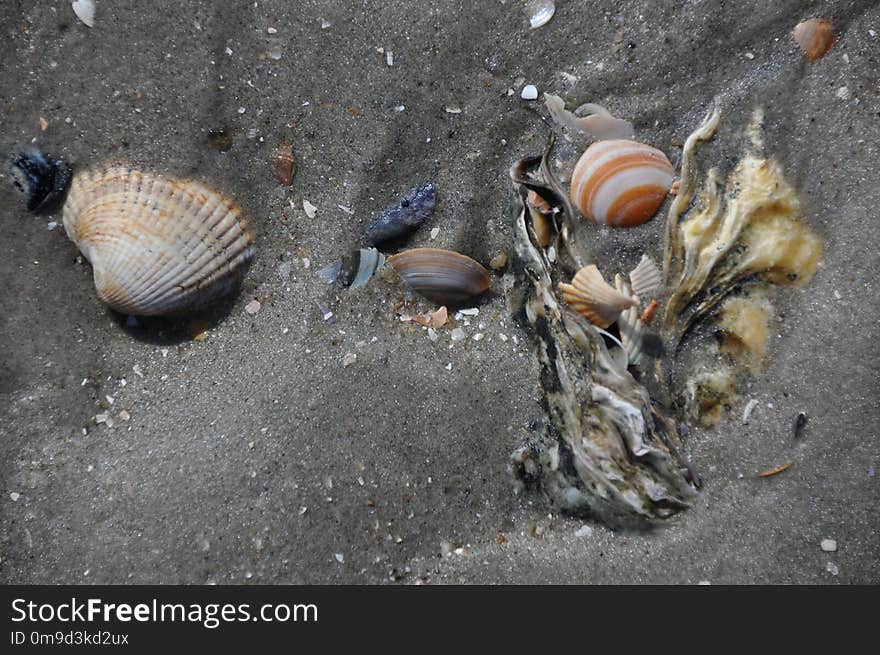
left=569, top=140, right=675, bottom=228
left=62, top=166, right=254, bottom=316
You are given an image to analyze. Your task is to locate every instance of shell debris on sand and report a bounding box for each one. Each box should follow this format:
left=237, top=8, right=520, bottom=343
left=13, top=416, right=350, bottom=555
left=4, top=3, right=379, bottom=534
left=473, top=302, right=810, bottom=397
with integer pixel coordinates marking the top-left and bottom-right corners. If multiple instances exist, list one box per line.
left=72, top=0, right=95, bottom=28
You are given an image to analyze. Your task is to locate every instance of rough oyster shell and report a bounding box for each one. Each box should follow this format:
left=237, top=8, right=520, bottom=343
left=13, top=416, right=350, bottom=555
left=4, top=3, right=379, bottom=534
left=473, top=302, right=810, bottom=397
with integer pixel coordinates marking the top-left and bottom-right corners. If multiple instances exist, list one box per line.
left=63, top=166, right=254, bottom=315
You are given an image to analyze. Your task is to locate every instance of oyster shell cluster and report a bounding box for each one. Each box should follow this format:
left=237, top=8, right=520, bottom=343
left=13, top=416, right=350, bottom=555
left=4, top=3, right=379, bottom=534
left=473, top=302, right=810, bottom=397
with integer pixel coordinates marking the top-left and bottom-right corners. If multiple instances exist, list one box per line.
left=508, top=106, right=823, bottom=526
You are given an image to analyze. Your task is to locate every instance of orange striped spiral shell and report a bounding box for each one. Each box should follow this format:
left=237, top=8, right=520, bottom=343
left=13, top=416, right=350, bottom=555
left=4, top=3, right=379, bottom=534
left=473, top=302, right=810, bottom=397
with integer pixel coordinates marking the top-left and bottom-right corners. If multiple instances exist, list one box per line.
left=569, top=140, right=675, bottom=228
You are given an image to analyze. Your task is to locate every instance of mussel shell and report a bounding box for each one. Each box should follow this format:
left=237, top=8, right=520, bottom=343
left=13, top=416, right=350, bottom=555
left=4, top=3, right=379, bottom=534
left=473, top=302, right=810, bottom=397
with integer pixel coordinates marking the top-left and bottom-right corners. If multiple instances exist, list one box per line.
left=365, top=182, right=437, bottom=246
left=63, top=166, right=254, bottom=315
left=10, top=149, right=72, bottom=212
left=387, top=248, right=490, bottom=304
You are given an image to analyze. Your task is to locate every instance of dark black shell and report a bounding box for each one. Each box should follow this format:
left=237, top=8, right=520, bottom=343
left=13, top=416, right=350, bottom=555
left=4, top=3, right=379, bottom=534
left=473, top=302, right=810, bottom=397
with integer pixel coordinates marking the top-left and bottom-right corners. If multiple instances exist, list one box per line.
left=9, top=149, right=72, bottom=212
left=364, top=182, right=437, bottom=246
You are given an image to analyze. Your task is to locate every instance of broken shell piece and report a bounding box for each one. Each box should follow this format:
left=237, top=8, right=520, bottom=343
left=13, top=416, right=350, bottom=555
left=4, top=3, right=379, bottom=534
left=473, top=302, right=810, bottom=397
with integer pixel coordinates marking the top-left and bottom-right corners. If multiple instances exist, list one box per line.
left=10, top=149, right=73, bottom=212
left=559, top=264, right=638, bottom=328
left=303, top=199, right=317, bottom=218
left=428, top=306, right=448, bottom=329
left=72, top=0, right=95, bottom=28
left=792, top=18, right=835, bottom=61
left=526, top=190, right=554, bottom=247
left=640, top=299, right=660, bottom=325
left=316, top=260, right=342, bottom=284
left=629, top=254, right=663, bottom=300
left=364, top=182, right=437, bottom=246
left=570, top=140, right=674, bottom=227
left=60, top=166, right=253, bottom=315
left=273, top=142, right=295, bottom=186
left=347, top=248, right=386, bottom=289
left=526, top=0, right=555, bottom=29
left=387, top=248, right=491, bottom=304
left=544, top=93, right=635, bottom=141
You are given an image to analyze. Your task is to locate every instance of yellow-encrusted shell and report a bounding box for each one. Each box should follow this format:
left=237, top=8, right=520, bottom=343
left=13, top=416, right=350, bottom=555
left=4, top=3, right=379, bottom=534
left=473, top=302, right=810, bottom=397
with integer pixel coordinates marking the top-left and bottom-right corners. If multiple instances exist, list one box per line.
left=63, top=166, right=254, bottom=315
left=570, top=140, right=674, bottom=228
left=559, top=264, right=637, bottom=328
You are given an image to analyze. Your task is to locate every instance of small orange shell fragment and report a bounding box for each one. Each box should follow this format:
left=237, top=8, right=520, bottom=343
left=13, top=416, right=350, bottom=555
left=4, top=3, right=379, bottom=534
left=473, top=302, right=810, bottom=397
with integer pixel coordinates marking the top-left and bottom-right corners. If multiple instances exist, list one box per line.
left=273, top=142, right=295, bottom=186
left=758, top=462, right=793, bottom=478
left=792, top=18, right=835, bottom=61
left=640, top=299, right=660, bottom=325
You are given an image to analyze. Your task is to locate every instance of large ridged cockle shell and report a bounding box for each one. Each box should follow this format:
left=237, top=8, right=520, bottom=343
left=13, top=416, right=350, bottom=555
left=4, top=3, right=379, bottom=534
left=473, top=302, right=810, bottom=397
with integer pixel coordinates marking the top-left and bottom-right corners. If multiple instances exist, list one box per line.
left=386, top=248, right=490, bottom=304
left=559, top=264, right=637, bottom=328
left=63, top=167, right=254, bottom=316
left=570, top=140, right=674, bottom=228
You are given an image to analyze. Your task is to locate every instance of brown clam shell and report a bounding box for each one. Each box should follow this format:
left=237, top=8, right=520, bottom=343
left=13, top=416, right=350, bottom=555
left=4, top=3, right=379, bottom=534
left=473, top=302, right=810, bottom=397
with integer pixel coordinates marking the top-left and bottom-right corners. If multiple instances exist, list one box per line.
left=273, top=142, right=296, bottom=186
left=387, top=248, right=491, bottom=304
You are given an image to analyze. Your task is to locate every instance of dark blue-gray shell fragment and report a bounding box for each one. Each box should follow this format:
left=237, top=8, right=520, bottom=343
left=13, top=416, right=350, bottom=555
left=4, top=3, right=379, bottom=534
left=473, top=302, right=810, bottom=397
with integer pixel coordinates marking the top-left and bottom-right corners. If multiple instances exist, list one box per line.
left=9, top=149, right=72, bottom=212
left=364, top=182, right=437, bottom=246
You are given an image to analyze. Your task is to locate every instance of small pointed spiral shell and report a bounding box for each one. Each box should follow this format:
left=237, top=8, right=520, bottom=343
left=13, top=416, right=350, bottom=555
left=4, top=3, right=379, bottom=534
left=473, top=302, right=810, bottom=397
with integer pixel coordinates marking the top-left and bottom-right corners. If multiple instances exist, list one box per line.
left=63, top=167, right=254, bottom=315
left=570, top=140, right=674, bottom=228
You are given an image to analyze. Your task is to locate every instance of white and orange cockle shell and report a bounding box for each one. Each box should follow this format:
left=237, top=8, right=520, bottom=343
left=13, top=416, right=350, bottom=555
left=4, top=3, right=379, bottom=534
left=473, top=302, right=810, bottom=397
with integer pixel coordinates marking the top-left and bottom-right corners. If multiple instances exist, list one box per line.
left=569, top=139, right=675, bottom=228
left=63, top=166, right=254, bottom=315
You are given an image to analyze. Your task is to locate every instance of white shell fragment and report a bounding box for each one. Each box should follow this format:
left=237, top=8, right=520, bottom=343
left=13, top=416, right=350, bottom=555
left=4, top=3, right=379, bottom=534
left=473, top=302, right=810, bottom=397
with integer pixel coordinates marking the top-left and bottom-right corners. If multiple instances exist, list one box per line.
left=303, top=199, right=318, bottom=218
left=72, top=0, right=95, bottom=28
left=62, top=167, right=254, bottom=316
left=629, top=254, right=663, bottom=300
left=544, top=93, right=635, bottom=141
left=614, top=275, right=644, bottom=366
left=521, top=85, right=539, bottom=100
left=526, top=0, right=555, bottom=29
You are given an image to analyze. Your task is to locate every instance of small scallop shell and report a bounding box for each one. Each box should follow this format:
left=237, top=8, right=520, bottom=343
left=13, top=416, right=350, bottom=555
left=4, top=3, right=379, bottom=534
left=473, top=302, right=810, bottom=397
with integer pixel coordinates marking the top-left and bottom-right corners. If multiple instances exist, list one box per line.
left=386, top=248, right=490, bottom=304
left=559, top=264, right=637, bottom=328
left=614, top=274, right=644, bottom=366
left=570, top=140, right=674, bottom=228
left=629, top=254, right=663, bottom=300
left=63, top=166, right=254, bottom=315
left=792, top=18, right=834, bottom=61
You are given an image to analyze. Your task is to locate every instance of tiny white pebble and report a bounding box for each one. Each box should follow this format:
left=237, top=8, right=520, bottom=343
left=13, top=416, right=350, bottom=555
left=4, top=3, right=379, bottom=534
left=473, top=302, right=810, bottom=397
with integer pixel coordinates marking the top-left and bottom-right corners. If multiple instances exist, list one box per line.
left=820, top=538, right=838, bottom=552
left=342, top=353, right=357, bottom=367
left=430, top=227, right=440, bottom=240
left=499, top=334, right=508, bottom=342
left=833, top=290, right=842, bottom=300
left=521, top=84, right=538, bottom=100
left=237, top=106, right=246, bottom=114
left=225, top=47, right=233, bottom=55
left=335, top=553, right=344, bottom=563
left=842, top=53, right=850, bottom=64
left=445, top=362, right=453, bottom=370
left=836, top=86, right=851, bottom=100
left=744, top=52, right=755, bottom=59
left=575, top=525, right=593, bottom=538
left=870, top=29, right=877, bottom=37
left=10, top=492, right=21, bottom=502
left=267, top=27, right=277, bottom=34
left=826, top=561, right=839, bottom=576
left=473, top=333, right=484, bottom=342
left=386, top=50, right=394, bottom=66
